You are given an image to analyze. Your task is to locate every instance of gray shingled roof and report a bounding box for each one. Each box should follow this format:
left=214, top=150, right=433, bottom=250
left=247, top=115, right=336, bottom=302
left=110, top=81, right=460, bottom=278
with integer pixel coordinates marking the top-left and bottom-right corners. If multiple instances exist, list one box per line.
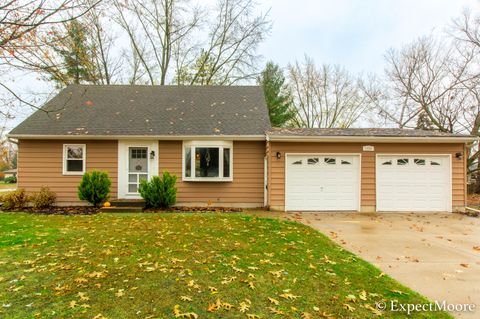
left=268, top=128, right=473, bottom=138
left=9, top=85, right=271, bottom=136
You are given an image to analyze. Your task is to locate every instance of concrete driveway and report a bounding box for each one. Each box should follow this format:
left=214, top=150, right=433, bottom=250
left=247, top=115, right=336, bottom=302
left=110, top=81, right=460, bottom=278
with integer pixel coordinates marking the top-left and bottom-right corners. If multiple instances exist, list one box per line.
left=253, top=211, right=480, bottom=318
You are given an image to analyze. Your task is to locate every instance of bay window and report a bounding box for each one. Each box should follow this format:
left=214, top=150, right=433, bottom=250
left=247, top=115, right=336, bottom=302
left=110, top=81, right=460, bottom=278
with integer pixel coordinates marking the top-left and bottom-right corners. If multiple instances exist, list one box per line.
left=183, top=141, right=233, bottom=181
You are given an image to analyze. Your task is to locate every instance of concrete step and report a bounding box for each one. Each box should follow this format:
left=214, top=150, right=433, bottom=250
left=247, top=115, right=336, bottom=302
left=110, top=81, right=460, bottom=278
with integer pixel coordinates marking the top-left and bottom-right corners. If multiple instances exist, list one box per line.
left=109, top=200, right=145, bottom=207
left=100, top=206, right=143, bottom=213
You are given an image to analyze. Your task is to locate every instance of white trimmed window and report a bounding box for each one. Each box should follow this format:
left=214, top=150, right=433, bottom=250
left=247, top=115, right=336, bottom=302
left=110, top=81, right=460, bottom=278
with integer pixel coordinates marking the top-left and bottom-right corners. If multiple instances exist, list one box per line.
left=63, top=144, right=86, bottom=175
left=183, top=141, right=232, bottom=181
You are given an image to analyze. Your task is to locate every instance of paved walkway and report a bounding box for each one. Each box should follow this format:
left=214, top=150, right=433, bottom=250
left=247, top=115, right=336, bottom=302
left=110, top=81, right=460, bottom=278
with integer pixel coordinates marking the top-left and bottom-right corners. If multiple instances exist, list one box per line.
left=251, top=211, right=480, bottom=318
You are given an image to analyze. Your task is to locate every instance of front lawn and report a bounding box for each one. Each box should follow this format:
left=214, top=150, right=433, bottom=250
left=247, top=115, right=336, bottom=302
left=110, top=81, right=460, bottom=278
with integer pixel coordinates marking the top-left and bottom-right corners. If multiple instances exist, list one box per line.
left=0, top=182, right=16, bottom=189
left=0, top=213, right=450, bottom=318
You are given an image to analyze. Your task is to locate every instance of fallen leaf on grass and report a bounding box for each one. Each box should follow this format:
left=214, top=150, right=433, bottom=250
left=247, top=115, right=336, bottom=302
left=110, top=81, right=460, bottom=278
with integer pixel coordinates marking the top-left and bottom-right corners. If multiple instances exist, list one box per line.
left=269, top=307, right=284, bottom=314
left=279, top=293, right=299, bottom=300
left=268, top=297, right=279, bottom=305
left=365, top=304, right=383, bottom=316
left=343, top=304, right=355, bottom=312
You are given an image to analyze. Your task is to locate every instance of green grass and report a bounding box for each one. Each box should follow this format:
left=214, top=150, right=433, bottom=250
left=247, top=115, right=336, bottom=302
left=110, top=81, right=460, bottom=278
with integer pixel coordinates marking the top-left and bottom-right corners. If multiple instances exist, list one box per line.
left=0, top=182, right=16, bottom=189
left=0, top=212, right=451, bottom=318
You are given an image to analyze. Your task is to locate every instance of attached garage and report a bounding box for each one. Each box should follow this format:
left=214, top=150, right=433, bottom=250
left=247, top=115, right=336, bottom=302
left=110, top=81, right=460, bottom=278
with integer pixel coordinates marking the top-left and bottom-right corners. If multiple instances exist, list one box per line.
left=267, top=128, right=473, bottom=213
left=376, top=155, right=451, bottom=212
left=285, top=154, right=360, bottom=211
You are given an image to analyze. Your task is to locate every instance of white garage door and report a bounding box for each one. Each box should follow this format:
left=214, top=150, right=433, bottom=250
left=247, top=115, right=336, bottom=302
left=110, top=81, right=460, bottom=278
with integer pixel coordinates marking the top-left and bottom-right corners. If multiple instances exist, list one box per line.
left=285, top=155, right=360, bottom=211
left=376, top=155, right=451, bottom=212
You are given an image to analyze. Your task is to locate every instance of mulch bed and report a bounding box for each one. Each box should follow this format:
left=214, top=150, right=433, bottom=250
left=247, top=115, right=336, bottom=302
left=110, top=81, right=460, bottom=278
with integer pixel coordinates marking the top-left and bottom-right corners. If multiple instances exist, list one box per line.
left=455, top=210, right=480, bottom=218
left=24, top=206, right=100, bottom=215
left=1, top=206, right=242, bottom=215
left=143, top=206, right=242, bottom=213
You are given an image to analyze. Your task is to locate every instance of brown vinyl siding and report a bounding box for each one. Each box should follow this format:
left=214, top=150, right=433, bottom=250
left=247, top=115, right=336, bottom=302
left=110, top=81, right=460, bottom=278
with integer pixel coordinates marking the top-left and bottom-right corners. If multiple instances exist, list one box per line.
left=268, top=142, right=466, bottom=211
left=158, top=140, right=265, bottom=206
left=17, top=139, right=118, bottom=204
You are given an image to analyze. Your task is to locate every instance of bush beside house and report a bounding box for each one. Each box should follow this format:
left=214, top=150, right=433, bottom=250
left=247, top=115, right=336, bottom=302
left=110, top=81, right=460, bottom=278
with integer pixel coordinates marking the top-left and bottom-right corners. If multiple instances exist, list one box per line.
left=30, top=186, right=56, bottom=209
left=77, top=171, right=111, bottom=208
left=139, top=171, right=177, bottom=209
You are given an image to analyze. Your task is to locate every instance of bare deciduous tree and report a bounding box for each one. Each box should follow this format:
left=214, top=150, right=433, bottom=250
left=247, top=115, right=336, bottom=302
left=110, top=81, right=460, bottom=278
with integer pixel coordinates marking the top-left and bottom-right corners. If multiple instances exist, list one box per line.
left=184, top=0, right=271, bottom=85
left=366, top=20, right=480, bottom=176
left=113, top=0, right=202, bottom=85
left=288, top=56, right=372, bottom=128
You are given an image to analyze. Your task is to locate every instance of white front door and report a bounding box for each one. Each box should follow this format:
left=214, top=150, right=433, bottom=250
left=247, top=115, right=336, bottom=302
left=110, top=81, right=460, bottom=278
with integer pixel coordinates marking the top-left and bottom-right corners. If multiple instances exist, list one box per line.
left=127, top=147, right=149, bottom=194
left=118, top=141, right=159, bottom=199
left=285, top=154, right=360, bottom=211
left=376, top=155, right=451, bottom=212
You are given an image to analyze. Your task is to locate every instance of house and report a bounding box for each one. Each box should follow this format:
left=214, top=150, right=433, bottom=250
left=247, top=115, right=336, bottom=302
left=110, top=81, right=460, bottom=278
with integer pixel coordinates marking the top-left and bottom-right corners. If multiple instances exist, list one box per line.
left=3, top=169, right=17, bottom=179
left=8, top=85, right=475, bottom=212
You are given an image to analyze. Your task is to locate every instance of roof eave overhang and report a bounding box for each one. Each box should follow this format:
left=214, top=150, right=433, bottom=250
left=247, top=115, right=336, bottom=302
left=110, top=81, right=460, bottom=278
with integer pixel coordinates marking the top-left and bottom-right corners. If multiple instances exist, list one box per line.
left=8, top=134, right=267, bottom=141
left=266, top=135, right=478, bottom=143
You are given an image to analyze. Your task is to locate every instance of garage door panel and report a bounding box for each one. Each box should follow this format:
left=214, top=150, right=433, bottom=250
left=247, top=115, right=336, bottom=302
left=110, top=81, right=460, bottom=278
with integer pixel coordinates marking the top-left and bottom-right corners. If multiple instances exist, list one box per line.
left=286, top=154, right=360, bottom=211
left=377, top=155, right=450, bottom=212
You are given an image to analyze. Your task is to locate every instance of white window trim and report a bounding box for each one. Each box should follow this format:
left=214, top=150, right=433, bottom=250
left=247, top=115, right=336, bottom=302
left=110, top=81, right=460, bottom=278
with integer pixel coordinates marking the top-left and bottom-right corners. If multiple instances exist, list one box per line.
left=182, top=141, right=233, bottom=182
left=63, top=144, right=86, bottom=175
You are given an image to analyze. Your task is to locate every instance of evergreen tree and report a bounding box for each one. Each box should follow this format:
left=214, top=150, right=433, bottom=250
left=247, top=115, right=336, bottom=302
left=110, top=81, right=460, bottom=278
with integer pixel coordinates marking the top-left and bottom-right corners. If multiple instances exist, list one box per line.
left=257, top=62, right=296, bottom=127
left=416, top=110, right=434, bottom=130
left=52, top=20, right=97, bottom=86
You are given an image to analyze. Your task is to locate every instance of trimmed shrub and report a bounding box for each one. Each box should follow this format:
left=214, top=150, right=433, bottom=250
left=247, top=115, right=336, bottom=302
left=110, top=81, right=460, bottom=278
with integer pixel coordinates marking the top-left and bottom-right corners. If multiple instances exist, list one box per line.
left=0, top=188, right=27, bottom=210
left=139, top=176, right=162, bottom=208
left=4, top=176, right=17, bottom=184
left=77, top=171, right=111, bottom=207
left=30, top=186, right=56, bottom=209
left=139, top=171, right=177, bottom=208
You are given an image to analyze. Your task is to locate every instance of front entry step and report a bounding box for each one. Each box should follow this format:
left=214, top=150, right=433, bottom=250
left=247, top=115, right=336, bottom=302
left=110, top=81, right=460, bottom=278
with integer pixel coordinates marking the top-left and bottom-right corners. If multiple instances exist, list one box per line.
left=99, top=206, right=143, bottom=213
left=109, top=200, right=145, bottom=207
left=99, top=200, right=145, bottom=213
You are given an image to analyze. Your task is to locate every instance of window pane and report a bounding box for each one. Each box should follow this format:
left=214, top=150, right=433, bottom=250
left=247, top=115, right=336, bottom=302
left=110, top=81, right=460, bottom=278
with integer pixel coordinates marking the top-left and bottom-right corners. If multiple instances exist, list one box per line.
left=129, top=147, right=147, bottom=172
left=397, top=158, right=409, bottom=165
left=414, top=158, right=425, bottom=166
left=324, top=157, right=336, bottom=165
left=139, top=174, right=148, bottom=182
left=67, top=160, right=83, bottom=172
left=307, top=157, right=319, bottom=165
left=185, top=147, right=192, bottom=177
left=223, top=148, right=230, bottom=177
left=67, top=146, right=83, bottom=159
left=128, top=184, right=137, bottom=193
left=195, top=147, right=219, bottom=177
left=129, top=174, right=137, bottom=183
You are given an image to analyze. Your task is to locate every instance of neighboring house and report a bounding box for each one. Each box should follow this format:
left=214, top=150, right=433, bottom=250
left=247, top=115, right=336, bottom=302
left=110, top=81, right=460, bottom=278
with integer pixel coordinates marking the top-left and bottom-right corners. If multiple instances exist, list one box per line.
left=8, top=85, right=475, bottom=212
left=3, top=169, right=17, bottom=179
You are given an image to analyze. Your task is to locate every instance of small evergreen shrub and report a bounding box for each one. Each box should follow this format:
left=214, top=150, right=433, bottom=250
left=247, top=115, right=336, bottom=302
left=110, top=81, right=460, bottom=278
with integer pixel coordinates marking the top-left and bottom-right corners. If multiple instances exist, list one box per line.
left=4, top=176, right=17, bottom=183
left=77, top=171, right=111, bottom=207
left=139, top=171, right=177, bottom=209
left=0, top=188, right=27, bottom=210
left=30, top=186, right=56, bottom=209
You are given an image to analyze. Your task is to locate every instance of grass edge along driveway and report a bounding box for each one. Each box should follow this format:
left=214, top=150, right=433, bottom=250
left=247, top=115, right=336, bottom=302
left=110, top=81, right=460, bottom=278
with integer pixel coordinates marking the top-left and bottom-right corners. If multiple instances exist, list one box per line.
left=0, top=212, right=451, bottom=318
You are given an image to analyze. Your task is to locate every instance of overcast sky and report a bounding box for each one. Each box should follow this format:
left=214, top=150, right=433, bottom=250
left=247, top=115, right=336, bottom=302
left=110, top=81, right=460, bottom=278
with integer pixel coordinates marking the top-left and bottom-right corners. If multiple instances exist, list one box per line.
left=5, top=0, right=480, bottom=131
left=257, top=0, right=479, bottom=73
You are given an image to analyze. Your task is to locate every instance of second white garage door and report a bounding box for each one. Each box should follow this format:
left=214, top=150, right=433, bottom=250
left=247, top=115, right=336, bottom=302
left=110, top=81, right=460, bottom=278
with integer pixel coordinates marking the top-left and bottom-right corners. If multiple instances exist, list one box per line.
left=285, top=154, right=360, bottom=211
left=376, top=155, right=451, bottom=212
